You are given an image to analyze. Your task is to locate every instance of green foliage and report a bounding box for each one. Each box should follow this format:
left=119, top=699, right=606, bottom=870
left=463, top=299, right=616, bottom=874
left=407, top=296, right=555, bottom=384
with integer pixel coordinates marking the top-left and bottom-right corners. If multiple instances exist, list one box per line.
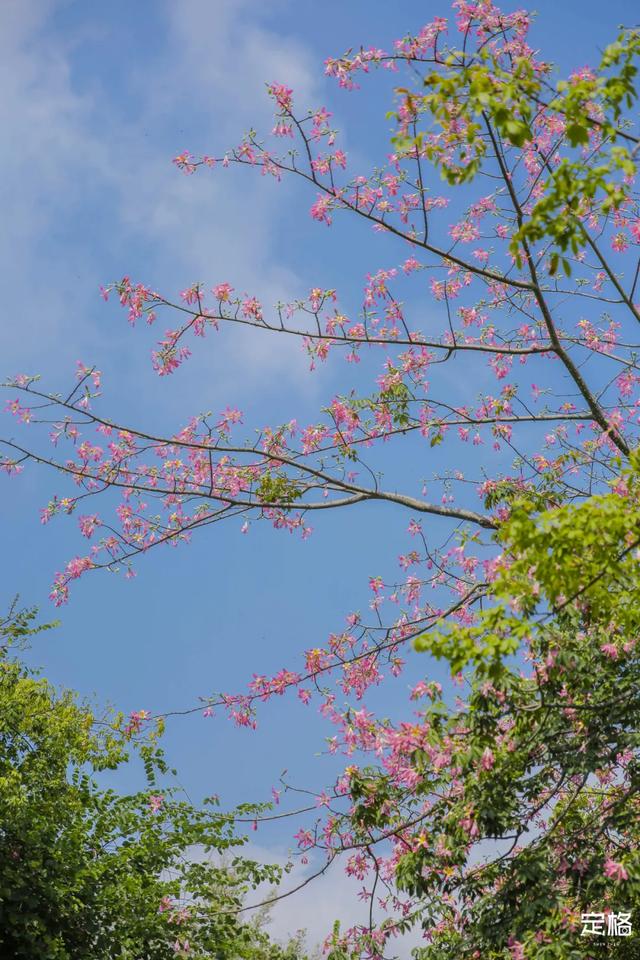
left=393, top=27, right=640, bottom=275
left=256, top=473, right=303, bottom=507
left=418, top=457, right=640, bottom=671
left=0, top=607, right=305, bottom=960
left=351, top=467, right=640, bottom=956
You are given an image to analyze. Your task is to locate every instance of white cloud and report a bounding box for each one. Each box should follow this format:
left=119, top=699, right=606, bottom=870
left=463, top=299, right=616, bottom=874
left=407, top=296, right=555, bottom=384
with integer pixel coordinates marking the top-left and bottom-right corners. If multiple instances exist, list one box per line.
left=159, top=0, right=317, bottom=126
left=0, top=0, right=325, bottom=398
left=0, top=0, right=106, bottom=361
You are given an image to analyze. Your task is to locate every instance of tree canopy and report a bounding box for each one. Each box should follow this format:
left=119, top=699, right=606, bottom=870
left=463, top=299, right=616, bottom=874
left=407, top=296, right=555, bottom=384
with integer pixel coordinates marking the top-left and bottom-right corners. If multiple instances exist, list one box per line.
left=0, top=606, right=305, bottom=960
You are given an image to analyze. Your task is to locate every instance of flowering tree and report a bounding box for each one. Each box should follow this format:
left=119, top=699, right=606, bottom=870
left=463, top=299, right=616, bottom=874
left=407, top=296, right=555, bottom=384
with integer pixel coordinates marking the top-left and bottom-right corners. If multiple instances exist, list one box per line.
left=3, top=1, right=640, bottom=956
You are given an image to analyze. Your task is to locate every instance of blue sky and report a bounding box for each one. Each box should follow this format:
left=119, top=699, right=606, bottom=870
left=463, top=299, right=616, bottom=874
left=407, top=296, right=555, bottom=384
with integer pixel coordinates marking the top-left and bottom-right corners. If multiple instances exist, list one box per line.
left=1, top=0, right=636, bottom=944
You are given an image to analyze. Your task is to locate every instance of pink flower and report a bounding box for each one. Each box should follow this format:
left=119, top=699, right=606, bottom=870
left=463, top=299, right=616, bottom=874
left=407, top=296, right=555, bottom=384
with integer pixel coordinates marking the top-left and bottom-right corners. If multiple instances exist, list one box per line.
left=272, top=122, right=293, bottom=138
left=508, top=938, right=526, bottom=959
left=601, top=643, right=618, bottom=659
left=611, top=232, right=629, bottom=252
left=603, top=858, right=628, bottom=881
left=241, top=296, right=262, bottom=320
left=173, top=152, right=196, bottom=174
left=460, top=814, right=479, bottom=838
left=294, top=828, right=314, bottom=849
left=267, top=82, right=293, bottom=113
left=148, top=794, right=163, bottom=813
left=450, top=220, right=480, bottom=243
left=78, top=514, right=100, bottom=539
left=480, top=748, right=495, bottom=770
left=310, top=195, right=333, bottom=225
left=65, top=556, right=94, bottom=580
left=125, top=709, right=150, bottom=736
left=158, top=895, right=173, bottom=913
left=212, top=282, right=233, bottom=301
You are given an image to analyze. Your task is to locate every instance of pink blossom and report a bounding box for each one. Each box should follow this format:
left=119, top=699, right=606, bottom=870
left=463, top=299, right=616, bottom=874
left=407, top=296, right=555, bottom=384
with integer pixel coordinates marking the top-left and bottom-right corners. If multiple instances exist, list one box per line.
left=310, top=195, right=333, bottom=225
left=78, top=514, right=100, bottom=539
left=508, top=938, right=526, bottom=959
left=603, top=858, right=628, bottom=881
left=611, top=232, right=629, bottom=252
left=480, top=747, right=495, bottom=770
left=293, top=828, right=314, bottom=849
left=241, top=296, right=262, bottom=321
left=173, top=152, right=196, bottom=174
left=212, top=282, right=233, bottom=301
left=158, top=896, right=173, bottom=914
left=267, top=82, right=293, bottom=113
